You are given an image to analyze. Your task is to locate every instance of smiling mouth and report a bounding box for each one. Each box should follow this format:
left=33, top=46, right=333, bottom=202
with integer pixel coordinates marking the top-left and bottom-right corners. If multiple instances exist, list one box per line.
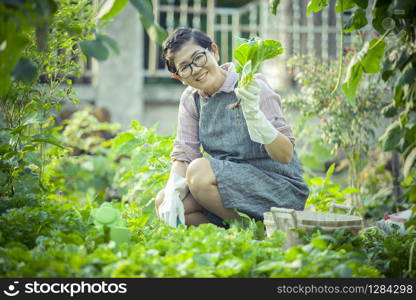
left=195, top=72, right=208, bottom=82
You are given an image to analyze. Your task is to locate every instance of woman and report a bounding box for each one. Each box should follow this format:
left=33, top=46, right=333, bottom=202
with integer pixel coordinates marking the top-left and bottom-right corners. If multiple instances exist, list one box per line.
left=155, top=28, right=309, bottom=228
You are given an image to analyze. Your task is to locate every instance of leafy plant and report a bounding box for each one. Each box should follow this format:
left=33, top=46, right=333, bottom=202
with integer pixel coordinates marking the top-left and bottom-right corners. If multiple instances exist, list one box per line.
left=305, top=163, right=360, bottom=212
left=271, top=0, right=416, bottom=228
left=110, top=120, right=175, bottom=214
left=286, top=51, right=389, bottom=209
left=227, top=36, right=284, bottom=109
left=0, top=0, right=97, bottom=214
left=359, top=227, right=416, bottom=277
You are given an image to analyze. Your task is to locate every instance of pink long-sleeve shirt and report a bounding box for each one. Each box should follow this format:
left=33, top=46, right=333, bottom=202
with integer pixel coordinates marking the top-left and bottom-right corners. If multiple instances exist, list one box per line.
left=170, top=62, right=295, bottom=164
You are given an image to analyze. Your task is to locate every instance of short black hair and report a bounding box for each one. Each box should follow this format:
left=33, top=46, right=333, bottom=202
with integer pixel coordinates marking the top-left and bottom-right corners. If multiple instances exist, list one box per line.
left=162, top=27, right=213, bottom=74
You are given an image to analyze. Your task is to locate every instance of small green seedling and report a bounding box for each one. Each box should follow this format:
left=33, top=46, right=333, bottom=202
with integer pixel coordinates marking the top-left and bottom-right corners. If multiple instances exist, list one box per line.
left=91, top=203, right=130, bottom=246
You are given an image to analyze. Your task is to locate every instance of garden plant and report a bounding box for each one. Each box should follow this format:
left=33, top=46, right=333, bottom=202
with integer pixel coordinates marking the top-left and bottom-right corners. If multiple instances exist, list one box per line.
left=0, top=0, right=415, bottom=279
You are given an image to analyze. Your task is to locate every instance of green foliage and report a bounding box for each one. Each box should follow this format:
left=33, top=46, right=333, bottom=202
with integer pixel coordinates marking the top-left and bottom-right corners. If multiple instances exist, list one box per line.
left=80, top=33, right=119, bottom=61
left=0, top=0, right=97, bottom=213
left=306, top=0, right=330, bottom=16
left=291, top=0, right=416, bottom=207
left=129, top=0, right=167, bottom=46
left=359, top=227, right=416, bottom=277
left=110, top=120, right=174, bottom=214
left=57, top=0, right=167, bottom=63
left=0, top=196, right=383, bottom=278
left=286, top=52, right=389, bottom=203
left=0, top=0, right=414, bottom=279
left=97, top=0, right=129, bottom=21
left=269, top=0, right=280, bottom=15
left=233, top=37, right=284, bottom=88
left=343, top=37, right=386, bottom=104
left=43, top=107, right=120, bottom=204
left=343, top=8, right=367, bottom=33
left=0, top=0, right=58, bottom=96
left=305, top=164, right=360, bottom=212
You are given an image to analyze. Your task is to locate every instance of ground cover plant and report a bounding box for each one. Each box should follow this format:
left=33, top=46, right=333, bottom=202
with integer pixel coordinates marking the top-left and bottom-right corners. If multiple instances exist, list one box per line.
left=0, top=0, right=415, bottom=279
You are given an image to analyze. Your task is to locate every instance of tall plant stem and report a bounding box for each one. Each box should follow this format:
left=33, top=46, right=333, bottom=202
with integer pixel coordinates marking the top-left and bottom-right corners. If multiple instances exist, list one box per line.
left=330, top=1, right=344, bottom=96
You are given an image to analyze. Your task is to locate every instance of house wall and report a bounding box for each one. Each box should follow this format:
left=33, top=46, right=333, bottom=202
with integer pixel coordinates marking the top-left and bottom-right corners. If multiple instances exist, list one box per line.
left=94, top=2, right=144, bottom=130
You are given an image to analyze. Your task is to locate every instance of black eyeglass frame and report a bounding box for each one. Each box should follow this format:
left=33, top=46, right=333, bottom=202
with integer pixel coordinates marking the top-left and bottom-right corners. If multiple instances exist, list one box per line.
left=174, top=48, right=209, bottom=79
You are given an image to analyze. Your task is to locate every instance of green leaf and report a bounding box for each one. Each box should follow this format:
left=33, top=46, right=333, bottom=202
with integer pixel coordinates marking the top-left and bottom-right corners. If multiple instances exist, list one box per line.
left=131, top=150, right=151, bottom=173
left=129, top=0, right=168, bottom=46
left=335, top=0, right=356, bottom=12
left=311, top=237, right=327, bottom=249
left=80, top=39, right=109, bottom=61
left=115, top=138, right=141, bottom=156
left=0, top=15, right=30, bottom=96
left=341, top=187, right=360, bottom=194
left=360, top=38, right=386, bottom=73
left=343, top=8, right=368, bottom=33
left=257, top=39, right=284, bottom=61
left=112, top=132, right=136, bottom=148
left=31, top=137, right=65, bottom=149
left=326, top=163, right=336, bottom=179
left=233, top=43, right=252, bottom=68
left=352, top=0, right=368, bottom=8
left=381, top=103, right=398, bottom=118
left=129, top=0, right=154, bottom=24
left=12, top=58, right=38, bottom=83
left=335, top=265, right=352, bottom=277
left=233, top=37, right=283, bottom=88
left=342, top=38, right=383, bottom=103
left=307, top=0, right=329, bottom=16
left=99, top=0, right=128, bottom=20
left=130, top=120, right=144, bottom=132
left=379, top=121, right=403, bottom=151
left=96, top=34, right=120, bottom=55
left=141, top=20, right=168, bottom=46
left=24, top=152, right=42, bottom=168
left=403, top=147, right=416, bottom=179
left=342, top=63, right=363, bottom=105
left=397, top=64, right=416, bottom=87
left=269, top=0, right=280, bottom=15
left=372, top=1, right=391, bottom=34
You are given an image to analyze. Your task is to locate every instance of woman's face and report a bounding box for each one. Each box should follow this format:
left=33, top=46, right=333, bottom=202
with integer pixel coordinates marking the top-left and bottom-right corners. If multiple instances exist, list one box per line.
left=172, top=41, right=221, bottom=90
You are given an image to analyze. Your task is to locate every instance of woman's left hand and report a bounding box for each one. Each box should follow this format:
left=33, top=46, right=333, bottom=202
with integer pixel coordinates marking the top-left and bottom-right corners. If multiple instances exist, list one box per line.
left=235, top=80, right=280, bottom=145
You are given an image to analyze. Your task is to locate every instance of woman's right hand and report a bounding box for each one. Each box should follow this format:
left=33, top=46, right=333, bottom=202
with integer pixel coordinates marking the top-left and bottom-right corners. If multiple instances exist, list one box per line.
left=158, top=172, right=189, bottom=227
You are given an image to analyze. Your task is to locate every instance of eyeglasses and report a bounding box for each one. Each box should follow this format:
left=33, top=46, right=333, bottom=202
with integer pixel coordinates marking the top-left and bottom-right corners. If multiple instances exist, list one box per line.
left=175, top=49, right=208, bottom=79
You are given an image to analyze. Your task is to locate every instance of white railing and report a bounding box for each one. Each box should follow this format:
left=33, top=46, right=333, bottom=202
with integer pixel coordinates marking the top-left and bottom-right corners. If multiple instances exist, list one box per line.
left=144, top=0, right=343, bottom=78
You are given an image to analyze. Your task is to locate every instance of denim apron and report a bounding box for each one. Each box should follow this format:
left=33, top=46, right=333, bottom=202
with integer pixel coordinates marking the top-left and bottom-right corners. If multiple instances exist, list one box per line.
left=194, top=88, right=309, bottom=227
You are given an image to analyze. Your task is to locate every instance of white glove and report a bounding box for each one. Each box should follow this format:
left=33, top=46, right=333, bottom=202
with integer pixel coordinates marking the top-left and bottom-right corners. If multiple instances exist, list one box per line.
left=234, top=80, right=279, bottom=145
left=158, top=171, right=189, bottom=227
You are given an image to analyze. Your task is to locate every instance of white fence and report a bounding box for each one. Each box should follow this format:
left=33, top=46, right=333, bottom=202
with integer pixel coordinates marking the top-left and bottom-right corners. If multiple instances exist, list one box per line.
left=145, top=0, right=343, bottom=78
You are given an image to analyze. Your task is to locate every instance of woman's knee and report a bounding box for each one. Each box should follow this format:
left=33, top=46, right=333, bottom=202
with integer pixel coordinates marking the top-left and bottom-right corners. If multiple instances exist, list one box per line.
left=186, top=158, right=216, bottom=190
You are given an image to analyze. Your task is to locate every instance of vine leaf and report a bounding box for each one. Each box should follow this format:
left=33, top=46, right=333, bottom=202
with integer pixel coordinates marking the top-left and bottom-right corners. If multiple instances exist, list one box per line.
left=130, top=0, right=167, bottom=46
left=379, top=121, right=403, bottom=152
left=342, top=37, right=386, bottom=104
left=352, top=0, right=368, bottom=9
left=343, top=8, right=368, bottom=33
left=98, top=0, right=129, bottom=20
left=360, top=38, right=386, bottom=73
left=80, top=38, right=109, bottom=61
left=335, top=0, right=356, bottom=12
left=307, top=0, right=330, bottom=16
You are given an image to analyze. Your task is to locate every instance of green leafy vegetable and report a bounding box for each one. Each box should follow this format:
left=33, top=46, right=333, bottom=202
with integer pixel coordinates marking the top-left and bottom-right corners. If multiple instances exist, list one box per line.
left=229, top=37, right=283, bottom=109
